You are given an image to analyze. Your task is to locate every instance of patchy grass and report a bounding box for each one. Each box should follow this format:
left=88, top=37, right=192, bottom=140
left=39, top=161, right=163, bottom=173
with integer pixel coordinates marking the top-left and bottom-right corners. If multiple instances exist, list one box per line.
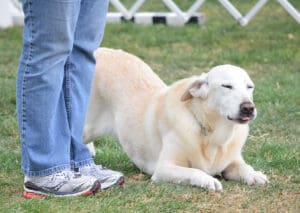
left=0, top=1, right=299, bottom=212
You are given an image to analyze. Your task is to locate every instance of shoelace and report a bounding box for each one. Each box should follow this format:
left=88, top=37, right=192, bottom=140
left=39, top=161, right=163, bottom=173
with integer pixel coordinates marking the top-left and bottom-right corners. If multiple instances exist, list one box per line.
left=50, top=171, right=76, bottom=182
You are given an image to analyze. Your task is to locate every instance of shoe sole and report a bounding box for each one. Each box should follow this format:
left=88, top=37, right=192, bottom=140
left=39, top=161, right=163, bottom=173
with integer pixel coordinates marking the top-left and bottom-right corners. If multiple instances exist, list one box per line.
left=101, top=176, right=125, bottom=190
left=23, top=181, right=101, bottom=198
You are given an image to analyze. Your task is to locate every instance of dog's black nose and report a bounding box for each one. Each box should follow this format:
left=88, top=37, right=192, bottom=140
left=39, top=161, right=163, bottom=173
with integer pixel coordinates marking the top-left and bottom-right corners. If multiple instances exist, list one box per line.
left=240, top=102, right=255, bottom=115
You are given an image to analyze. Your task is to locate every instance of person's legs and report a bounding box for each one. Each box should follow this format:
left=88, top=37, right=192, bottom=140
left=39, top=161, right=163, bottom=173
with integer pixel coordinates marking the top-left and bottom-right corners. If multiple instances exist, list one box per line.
left=17, top=0, right=101, bottom=198
left=64, top=0, right=109, bottom=168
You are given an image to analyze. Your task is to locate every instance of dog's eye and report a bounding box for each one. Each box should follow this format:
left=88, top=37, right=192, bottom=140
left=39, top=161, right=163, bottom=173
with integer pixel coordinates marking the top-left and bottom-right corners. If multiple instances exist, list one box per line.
left=247, top=85, right=254, bottom=89
left=222, top=84, right=233, bottom=89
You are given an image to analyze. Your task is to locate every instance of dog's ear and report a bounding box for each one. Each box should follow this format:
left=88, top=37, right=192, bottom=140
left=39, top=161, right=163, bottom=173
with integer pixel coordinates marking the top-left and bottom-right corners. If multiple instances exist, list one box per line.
left=181, top=73, right=208, bottom=102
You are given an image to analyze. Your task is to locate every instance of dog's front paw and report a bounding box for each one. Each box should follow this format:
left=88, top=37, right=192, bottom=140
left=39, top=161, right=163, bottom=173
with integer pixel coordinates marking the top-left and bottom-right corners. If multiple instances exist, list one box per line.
left=243, top=170, right=268, bottom=186
left=192, top=175, right=223, bottom=191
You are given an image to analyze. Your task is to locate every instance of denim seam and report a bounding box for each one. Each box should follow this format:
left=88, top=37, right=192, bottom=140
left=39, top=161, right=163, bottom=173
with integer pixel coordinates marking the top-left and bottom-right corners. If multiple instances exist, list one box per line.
left=64, top=62, right=72, bottom=127
left=64, top=61, right=73, bottom=162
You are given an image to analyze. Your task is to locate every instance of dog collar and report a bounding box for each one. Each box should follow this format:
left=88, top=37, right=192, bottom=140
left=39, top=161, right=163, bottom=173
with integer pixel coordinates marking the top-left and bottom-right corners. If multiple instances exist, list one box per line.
left=199, top=122, right=208, bottom=136
left=188, top=103, right=211, bottom=136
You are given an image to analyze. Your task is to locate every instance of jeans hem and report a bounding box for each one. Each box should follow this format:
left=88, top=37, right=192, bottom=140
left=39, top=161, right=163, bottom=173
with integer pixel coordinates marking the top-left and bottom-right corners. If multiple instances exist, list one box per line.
left=22, top=164, right=71, bottom=177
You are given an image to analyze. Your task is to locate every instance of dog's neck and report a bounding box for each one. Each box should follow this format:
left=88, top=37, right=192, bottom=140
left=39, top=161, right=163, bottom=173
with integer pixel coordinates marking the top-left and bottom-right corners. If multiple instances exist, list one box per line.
left=187, top=99, right=235, bottom=145
left=187, top=100, right=213, bottom=135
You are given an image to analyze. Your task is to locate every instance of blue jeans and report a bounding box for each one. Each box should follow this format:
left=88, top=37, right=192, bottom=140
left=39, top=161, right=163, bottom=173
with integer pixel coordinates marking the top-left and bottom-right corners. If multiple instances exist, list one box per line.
left=16, top=0, right=109, bottom=177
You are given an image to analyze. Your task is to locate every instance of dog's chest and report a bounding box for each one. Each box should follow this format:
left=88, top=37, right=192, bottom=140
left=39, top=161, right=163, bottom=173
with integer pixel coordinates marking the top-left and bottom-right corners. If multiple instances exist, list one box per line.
left=191, top=139, right=239, bottom=175
left=188, top=125, right=244, bottom=175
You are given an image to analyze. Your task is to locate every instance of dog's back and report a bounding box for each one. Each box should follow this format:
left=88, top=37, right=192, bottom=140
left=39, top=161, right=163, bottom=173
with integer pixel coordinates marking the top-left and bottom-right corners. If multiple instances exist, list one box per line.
left=93, top=48, right=165, bottom=104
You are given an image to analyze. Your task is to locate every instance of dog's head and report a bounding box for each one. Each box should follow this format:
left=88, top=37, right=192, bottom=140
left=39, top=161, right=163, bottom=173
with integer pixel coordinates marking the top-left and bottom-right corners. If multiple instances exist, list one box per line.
left=181, top=64, right=256, bottom=124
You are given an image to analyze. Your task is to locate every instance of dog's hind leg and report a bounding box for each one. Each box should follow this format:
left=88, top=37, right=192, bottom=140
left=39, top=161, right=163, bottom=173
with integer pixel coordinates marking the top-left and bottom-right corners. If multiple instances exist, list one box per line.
left=83, top=96, right=116, bottom=158
left=83, top=108, right=115, bottom=157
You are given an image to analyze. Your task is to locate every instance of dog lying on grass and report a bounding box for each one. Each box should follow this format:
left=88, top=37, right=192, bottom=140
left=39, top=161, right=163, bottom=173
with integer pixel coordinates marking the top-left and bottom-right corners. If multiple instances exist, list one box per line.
left=83, top=48, right=268, bottom=191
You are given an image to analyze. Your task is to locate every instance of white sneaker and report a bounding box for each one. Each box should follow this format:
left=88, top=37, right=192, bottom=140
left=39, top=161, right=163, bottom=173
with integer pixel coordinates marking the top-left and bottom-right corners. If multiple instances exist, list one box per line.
left=23, top=170, right=100, bottom=198
left=79, top=165, right=124, bottom=190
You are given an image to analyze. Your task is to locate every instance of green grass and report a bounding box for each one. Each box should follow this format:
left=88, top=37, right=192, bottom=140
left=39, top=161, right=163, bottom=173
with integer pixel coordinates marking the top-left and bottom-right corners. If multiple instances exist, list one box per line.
left=0, top=1, right=300, bottom=212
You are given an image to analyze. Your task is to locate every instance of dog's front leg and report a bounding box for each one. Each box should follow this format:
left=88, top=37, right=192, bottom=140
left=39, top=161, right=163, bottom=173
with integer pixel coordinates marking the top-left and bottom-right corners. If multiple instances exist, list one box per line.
left=152, top=132, right=222, bottom=191
left=151, top=163, right=222, bottom=191
left=223, top=158, right=268, bottom=186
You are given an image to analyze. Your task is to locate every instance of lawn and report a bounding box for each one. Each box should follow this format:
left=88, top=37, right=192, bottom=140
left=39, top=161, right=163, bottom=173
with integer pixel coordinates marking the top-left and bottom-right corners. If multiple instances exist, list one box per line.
left=0, top=1, right=299, bottom=212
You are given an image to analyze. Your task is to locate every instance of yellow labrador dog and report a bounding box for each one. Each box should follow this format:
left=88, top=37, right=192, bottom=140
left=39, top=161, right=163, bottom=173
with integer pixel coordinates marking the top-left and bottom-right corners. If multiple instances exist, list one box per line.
left=84, top=48, right=268, bottom=191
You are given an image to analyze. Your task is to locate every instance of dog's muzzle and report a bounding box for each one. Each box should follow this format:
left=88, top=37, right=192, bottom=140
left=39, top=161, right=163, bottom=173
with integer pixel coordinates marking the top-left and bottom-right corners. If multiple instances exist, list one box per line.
left=228, top=102, right=256, bottom=124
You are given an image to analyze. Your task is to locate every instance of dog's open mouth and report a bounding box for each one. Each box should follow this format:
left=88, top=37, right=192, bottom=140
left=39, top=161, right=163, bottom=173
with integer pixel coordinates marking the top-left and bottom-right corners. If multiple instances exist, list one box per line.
left=227, top=115, right=252, bottom=124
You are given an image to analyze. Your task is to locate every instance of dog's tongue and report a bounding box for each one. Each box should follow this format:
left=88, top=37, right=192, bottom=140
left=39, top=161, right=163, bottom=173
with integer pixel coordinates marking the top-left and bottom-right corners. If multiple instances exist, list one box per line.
left=241, top=116, right=251, bottom=121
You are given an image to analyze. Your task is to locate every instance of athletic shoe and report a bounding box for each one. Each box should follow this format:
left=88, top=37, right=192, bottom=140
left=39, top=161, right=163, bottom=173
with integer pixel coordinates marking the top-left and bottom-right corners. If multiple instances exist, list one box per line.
left=23, top=170, right=100, bottom=198
left=79, top=164, right=124, bottom=190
